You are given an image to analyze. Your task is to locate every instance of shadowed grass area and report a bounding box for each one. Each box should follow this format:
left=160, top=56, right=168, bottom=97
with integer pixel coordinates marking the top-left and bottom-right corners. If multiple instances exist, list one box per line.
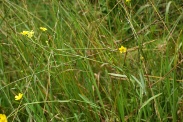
left=0, top=0, right=183, bottom=121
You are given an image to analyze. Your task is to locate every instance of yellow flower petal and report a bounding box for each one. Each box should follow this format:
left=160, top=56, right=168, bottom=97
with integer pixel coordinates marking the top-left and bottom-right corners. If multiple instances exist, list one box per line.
left=126, top=0, right=131, bottom=3
left=119, top=46, right=127, bottom=53
left=27, top=30, right=34, bottom=38
left=40, top=27, right=47, bottom=31
left=20, top=31, right=29, bottom=35
left=20, top=30, right=34, bottom=38
left=0, top=114, right=8, bottom=122
left=15, top=93, right=23, bottom=101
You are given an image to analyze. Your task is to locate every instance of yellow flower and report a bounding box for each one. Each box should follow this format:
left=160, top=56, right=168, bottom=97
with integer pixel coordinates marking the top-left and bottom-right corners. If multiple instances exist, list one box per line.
left=40, top=27, right=47, bottom=31
left=15, top=93, right=23, bottom=101
left=27, top=30, right=34, bottom=38
left=20, top=31, right=29, bottom=35
left=0, top=114, right=8, bottom=122
left=119, top=46, right=127, bottom=53
left=126, top=0, right=131, bottom=3
left=20, top=30, right=34, bottom=38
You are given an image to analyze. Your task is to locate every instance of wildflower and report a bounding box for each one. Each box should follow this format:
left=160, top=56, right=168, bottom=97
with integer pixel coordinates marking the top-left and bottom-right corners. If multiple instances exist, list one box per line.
left=27, top=30, right=34, bottom=38
left=126, top=0, right=131, bottom=3
left=20, top=30, right=34, bottom=38
left=119, top=46, right=127, bottom=53
left=20, top=31, right=29, bottom=36
left=15, top=93, right=23, bottom=101
left=40, top=27, right=47, bottom=31
left=0, top=114, right=8, bottom=122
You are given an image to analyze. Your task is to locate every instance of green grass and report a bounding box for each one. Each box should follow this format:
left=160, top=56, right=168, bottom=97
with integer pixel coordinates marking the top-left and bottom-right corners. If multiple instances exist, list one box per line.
left=0, top=0, right=183, bottom=121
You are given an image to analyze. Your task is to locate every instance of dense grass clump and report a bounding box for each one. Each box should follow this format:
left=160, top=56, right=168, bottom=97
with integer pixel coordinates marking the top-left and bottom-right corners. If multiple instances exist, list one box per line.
left=0, top=0, right=182, bottom=121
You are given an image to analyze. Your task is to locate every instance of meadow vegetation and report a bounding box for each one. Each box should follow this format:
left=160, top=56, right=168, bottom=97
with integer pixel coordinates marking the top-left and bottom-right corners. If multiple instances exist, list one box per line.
left=0, top=0, right=183, bottom=121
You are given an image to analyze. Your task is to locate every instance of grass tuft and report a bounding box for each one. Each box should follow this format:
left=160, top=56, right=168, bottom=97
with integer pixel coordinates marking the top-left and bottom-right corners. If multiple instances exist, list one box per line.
left=0, top=0, right=183, bottom=121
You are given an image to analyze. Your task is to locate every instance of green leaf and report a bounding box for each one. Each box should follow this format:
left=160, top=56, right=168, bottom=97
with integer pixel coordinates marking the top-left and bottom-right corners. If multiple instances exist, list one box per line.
left=139, top=93, right=162, bottom=111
